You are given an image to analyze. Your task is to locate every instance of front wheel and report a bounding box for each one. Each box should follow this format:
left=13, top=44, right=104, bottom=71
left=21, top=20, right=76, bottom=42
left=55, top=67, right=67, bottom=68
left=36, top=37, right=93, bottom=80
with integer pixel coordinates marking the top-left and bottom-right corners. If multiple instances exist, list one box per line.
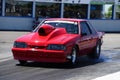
left=19, top=60, right=27, bottom=65
left=68, top=47, right=78, bottom=65
left=88, top=40, right=101, bottom=59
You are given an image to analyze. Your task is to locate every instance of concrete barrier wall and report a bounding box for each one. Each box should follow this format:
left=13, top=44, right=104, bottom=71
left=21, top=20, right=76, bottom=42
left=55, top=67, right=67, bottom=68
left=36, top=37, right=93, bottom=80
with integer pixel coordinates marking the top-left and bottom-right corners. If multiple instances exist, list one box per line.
left=0, top=17, right=33, bottom=31
left=0, top=17, right=120, bottom=32
left=89, top=20, right=120, bottom=32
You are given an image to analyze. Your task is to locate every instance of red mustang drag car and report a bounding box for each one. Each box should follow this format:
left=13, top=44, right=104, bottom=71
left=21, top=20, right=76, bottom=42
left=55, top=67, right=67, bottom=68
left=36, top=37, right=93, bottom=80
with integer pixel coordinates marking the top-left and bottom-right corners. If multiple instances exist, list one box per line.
left=12, top=18, right=104, bottom=65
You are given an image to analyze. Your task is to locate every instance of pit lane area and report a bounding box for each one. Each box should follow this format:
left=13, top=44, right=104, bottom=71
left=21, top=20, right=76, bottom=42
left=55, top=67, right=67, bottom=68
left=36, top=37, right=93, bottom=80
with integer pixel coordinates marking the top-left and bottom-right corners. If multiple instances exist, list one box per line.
left=0, top=31, right=120, bottom=80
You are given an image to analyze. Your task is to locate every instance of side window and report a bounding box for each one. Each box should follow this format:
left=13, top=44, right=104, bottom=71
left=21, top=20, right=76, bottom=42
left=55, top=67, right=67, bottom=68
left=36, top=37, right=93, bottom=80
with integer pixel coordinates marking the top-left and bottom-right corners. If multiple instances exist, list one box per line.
left=80, top=21, right=92, bottom=36
left=87, top=21, right=97, bottom=35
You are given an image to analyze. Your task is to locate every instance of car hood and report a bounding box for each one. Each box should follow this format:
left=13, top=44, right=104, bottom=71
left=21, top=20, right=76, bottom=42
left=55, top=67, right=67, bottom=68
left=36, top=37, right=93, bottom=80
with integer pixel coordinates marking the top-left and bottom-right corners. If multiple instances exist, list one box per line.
left=15, top=28, right=78, bottom=46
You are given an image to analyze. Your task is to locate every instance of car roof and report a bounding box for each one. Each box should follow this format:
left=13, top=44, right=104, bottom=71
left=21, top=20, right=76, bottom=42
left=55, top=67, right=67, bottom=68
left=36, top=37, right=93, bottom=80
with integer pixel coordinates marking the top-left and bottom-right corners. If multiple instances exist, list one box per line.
left=45, top=18, right=86, bottom=22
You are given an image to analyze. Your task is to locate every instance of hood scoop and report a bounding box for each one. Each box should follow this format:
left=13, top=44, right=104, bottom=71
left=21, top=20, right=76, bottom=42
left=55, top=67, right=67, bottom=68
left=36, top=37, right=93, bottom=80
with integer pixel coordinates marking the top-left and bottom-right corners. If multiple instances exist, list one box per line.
left=38, top=24, right=55, bottom=36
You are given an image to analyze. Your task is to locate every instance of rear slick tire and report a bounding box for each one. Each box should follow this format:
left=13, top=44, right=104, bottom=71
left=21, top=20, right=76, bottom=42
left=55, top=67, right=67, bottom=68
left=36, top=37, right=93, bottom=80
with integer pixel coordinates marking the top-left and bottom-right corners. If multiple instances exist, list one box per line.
left=88, top=40, right=101, bottom=59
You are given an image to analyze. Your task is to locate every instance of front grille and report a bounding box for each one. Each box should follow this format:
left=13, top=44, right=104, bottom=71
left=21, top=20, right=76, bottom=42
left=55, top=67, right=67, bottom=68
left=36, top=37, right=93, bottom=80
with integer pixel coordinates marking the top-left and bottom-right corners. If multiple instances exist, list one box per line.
left=28, top=45, right=46, bottom=49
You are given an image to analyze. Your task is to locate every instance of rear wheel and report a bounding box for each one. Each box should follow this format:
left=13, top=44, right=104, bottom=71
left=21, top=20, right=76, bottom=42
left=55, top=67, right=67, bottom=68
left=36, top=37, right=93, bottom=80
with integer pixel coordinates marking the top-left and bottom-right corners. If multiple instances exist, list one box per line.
left=19, top=60, right=27, bottom=65
left=88, top=40, right=101, bottom=59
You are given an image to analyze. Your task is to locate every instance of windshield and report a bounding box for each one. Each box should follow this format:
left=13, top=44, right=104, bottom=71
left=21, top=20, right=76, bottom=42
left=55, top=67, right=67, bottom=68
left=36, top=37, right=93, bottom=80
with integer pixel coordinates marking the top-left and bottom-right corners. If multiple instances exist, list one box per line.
left=42, top=20, right=79, bottom=34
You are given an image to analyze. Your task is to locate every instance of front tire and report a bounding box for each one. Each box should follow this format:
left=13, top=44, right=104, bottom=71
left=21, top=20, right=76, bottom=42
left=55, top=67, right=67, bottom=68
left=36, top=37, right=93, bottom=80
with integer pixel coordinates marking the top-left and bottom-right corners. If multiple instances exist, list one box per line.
left=69, top=47, right=78, bottom=65
left=19, top=60, right=27, bottom=65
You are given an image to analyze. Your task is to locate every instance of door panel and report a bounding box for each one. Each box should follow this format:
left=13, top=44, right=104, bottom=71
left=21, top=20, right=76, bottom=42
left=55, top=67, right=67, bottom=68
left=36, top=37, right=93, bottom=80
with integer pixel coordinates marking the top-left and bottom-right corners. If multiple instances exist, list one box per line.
left=78, top=21, right=96, bottom=55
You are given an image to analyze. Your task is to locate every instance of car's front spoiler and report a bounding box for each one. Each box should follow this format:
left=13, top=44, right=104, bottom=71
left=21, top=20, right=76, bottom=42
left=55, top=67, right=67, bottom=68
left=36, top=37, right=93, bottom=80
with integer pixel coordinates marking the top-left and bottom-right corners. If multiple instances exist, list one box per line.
left=12, top=48, right=68, bottom=63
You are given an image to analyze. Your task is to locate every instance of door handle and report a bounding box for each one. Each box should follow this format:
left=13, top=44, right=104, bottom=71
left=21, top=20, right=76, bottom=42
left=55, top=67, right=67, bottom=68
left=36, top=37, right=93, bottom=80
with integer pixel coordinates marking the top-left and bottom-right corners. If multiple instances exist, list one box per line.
left=86, top=38, right=90, bottom=41
left=86, top=37, right=93, bottom=40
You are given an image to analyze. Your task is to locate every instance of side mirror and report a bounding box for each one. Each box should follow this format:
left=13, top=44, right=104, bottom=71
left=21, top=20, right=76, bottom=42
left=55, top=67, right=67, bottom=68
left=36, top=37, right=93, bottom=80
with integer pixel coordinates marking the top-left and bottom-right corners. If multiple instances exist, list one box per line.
left=81, top=32, right=87, bottom=36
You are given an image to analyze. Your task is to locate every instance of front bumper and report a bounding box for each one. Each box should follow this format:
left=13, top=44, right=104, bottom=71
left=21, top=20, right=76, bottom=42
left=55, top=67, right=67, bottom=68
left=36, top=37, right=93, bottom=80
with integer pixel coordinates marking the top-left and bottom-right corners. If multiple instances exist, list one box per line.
left=12, top=48, right=69, bottom=63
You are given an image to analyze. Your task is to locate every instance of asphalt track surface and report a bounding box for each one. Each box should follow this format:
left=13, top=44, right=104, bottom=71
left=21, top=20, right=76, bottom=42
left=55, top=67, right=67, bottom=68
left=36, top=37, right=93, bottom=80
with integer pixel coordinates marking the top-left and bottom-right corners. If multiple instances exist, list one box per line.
left=0, top=31, right=120, bottom=80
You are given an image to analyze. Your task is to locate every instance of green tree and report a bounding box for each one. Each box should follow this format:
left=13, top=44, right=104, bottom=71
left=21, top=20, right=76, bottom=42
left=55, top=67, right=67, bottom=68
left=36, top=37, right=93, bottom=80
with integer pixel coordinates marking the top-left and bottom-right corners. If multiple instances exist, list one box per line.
left=105, top=6, right=112, bottom=19
left=116, top=5, right=120, bottom=19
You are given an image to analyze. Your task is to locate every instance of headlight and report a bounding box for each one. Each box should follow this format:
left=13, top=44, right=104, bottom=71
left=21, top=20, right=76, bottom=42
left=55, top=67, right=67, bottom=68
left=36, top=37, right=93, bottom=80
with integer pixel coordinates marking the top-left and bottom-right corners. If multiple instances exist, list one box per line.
left=14, top=42, right=27, bottom=48
left=47, top=44, right=66, bottom=50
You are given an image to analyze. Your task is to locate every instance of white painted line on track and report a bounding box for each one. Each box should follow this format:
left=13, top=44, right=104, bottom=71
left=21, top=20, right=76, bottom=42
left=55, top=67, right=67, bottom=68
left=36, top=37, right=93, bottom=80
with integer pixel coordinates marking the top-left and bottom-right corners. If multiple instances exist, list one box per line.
left=92, top=71, right=120, bottom=80
left=0, top=56, right=13, bottom=62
